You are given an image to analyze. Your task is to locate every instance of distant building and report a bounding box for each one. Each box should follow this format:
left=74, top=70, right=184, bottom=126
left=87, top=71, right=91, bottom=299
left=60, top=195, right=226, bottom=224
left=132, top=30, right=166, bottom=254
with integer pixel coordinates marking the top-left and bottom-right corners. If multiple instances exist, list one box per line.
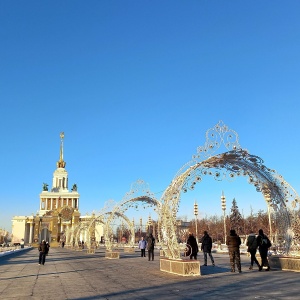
left=11, top=133, right=103, bottom=247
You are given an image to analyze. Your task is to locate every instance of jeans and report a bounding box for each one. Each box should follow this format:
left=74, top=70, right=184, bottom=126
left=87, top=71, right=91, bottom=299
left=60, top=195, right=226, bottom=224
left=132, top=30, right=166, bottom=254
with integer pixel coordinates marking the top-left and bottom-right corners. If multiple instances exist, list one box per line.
left=203, top=252, right=214, bottom=265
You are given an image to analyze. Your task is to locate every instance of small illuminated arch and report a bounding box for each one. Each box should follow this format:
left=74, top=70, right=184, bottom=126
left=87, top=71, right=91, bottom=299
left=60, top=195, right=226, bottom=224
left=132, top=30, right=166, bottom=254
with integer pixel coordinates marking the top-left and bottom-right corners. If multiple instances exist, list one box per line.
left=104, top=180, right=161, bottom=251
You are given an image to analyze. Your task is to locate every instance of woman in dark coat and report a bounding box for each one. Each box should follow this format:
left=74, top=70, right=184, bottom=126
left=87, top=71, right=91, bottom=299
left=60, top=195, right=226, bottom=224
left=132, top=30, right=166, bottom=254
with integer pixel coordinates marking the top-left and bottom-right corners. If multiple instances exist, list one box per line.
left=186, top=232, right=198, bottom=260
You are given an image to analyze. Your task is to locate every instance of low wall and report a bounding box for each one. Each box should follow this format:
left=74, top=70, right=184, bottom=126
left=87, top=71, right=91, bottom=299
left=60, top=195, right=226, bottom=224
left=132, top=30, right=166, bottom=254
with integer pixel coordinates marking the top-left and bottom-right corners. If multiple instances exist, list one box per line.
left=0, top=246, right=32, bottom=259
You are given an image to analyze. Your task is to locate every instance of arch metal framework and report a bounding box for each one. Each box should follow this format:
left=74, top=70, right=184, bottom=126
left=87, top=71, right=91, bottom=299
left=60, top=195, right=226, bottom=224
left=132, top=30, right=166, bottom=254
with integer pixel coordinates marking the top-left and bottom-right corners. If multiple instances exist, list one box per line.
left=66, top=220, right=91, bottom=248
left=104, top=179, right=161, bottom=251
left=64, top=202, right=111, bottom=249
left=160, top=121, right=300, bottom=260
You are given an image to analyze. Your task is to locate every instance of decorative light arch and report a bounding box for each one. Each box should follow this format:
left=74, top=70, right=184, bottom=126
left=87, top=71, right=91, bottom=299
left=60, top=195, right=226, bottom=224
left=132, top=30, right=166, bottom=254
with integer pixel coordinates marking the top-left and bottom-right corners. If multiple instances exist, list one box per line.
left=160, top=121, right=300, bottom=260
left=70, top=221, right=90, bottom=248
left=104, top=179, right=161, bottom=251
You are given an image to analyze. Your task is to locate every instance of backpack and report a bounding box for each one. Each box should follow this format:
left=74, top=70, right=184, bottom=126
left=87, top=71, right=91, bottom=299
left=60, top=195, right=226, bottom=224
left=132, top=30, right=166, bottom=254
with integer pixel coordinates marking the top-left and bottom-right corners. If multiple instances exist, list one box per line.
left=261, top=236, right=272, bottom=248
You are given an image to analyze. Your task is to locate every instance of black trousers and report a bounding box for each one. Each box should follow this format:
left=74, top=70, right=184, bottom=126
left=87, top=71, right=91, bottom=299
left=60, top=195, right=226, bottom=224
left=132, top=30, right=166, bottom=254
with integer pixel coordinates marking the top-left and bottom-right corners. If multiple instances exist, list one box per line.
left=39, top=252, right=46, bottom=265
left=259, top=249, right=270, bottom=268
left=249, top=250, right=260, bottom=266
left=141, top=249, right=146, bottom=257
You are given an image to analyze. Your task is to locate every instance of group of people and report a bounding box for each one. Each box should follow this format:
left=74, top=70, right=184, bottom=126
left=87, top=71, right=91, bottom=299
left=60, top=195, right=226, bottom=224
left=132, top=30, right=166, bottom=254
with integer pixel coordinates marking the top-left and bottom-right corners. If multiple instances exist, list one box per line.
left=78, top=240, right=85, bottom=249
left=138, top=233, right=155, bottom=261
left=185, top=229, right=272, bottom=273
left=39, top=229, right=271, bottom=272
left=227, top=228, right=271, bottom=273
left=38, top=240, right=50, bottom=265
left=185, top=231, right=215, bottom=266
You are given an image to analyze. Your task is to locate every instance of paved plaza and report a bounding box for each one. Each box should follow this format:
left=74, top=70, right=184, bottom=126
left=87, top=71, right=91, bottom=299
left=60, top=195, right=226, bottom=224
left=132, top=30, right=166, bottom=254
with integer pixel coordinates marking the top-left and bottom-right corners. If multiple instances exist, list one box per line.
left=0, top=247, right=299, bottom=300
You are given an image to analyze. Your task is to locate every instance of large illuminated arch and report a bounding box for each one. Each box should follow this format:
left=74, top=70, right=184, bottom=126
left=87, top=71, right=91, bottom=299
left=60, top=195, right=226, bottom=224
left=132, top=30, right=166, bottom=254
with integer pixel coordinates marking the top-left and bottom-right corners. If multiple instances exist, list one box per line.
left=160, top=121, right=300, bottom=260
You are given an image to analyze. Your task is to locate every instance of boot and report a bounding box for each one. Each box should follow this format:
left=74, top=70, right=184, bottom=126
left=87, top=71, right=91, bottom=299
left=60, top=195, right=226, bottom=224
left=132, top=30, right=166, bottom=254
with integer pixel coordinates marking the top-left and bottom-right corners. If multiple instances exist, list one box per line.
left=249, top=265, right=253, bottom=270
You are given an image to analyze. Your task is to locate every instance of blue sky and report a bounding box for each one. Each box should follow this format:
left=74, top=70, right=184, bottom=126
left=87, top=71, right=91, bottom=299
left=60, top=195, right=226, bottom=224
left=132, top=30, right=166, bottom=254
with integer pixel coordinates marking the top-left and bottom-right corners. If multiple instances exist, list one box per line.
left=1, top=1, right=300, bottom=231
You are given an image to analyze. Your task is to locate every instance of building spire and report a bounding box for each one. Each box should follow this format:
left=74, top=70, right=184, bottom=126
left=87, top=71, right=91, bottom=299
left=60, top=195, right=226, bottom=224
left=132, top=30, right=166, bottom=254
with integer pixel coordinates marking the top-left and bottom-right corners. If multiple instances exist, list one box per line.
left=57, top=132, right=66, bottom=168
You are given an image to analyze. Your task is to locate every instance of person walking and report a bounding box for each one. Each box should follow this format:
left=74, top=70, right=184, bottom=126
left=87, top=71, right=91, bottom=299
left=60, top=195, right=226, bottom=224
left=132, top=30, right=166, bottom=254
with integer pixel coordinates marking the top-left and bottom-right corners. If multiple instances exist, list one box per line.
left=187, top=232, right=199, bottom=260
left=147, top=233, right=155, bottom=261
left=138, top=236, right=147, bottom=257
left=246, top=232, right=262, bottom=271
left=200, top=231, right=215, bottom=266
left=38, top=240, right=47, bottom=265
left=256, top=229, right=271, bottom=271
left=226, top=229, right=242, bottom=273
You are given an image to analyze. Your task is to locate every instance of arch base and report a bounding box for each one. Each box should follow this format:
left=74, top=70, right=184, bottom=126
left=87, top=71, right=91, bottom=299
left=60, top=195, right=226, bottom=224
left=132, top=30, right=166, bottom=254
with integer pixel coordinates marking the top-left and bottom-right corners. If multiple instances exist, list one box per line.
left=160, top=258, right=200, bottom=276
left=123, top=247, right=135, bottom=253
left=105, top=251, right=120, bottom=259
left=269, top=256, right=300, bottom=272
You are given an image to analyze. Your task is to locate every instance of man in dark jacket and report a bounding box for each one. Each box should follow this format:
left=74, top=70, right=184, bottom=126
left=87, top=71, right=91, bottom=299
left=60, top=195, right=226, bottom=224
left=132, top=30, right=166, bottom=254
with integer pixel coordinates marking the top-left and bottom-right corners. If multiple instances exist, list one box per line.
left=256, top=229, right=271, bottom=271
left=200, top=231, right=215, bottom=266
left=187, top=232, right=198, bottom=260
left=226, top=229, right=241, bottom=273
left=38, top=240, right=47, bottom=265
left=147, top=233, right=155, bottom=261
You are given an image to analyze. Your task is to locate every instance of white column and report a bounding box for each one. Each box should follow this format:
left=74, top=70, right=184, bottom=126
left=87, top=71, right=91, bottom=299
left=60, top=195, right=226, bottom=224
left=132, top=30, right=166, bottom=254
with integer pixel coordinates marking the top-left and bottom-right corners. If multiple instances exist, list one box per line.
left=29, top=223, right=33, bottom=244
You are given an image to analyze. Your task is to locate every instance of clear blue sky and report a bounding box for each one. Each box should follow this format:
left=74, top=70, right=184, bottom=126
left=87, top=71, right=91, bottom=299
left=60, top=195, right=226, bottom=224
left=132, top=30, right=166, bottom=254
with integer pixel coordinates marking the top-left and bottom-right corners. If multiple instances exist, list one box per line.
left=1, top=1, right=300, bottom=231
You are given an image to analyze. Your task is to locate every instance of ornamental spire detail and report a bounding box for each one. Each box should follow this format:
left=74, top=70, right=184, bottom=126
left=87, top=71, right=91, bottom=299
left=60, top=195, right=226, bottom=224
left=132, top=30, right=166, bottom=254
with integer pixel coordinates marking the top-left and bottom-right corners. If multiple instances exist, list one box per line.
left=57, top=132, right=66, bottom=168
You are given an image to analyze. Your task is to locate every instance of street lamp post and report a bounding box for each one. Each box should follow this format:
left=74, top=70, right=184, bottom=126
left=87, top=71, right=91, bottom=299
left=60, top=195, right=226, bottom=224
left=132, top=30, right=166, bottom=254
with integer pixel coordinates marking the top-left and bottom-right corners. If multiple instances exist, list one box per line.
left=194, top=201, right=198, bottom=243
left=267, top=201, right=273, bottom=243
left=221, top=191, right=227, bottom=244
left=132, top=218, right=135, bottom=243
left=148, top=215, right=152, bottom=234
left=139, top=217, right=142, bottom=236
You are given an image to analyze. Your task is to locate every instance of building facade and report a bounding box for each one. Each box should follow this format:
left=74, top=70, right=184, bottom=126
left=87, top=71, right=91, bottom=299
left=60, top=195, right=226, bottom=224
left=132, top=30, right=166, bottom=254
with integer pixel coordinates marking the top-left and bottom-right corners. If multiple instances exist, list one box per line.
left=11, top=133, right=103, bottom=247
